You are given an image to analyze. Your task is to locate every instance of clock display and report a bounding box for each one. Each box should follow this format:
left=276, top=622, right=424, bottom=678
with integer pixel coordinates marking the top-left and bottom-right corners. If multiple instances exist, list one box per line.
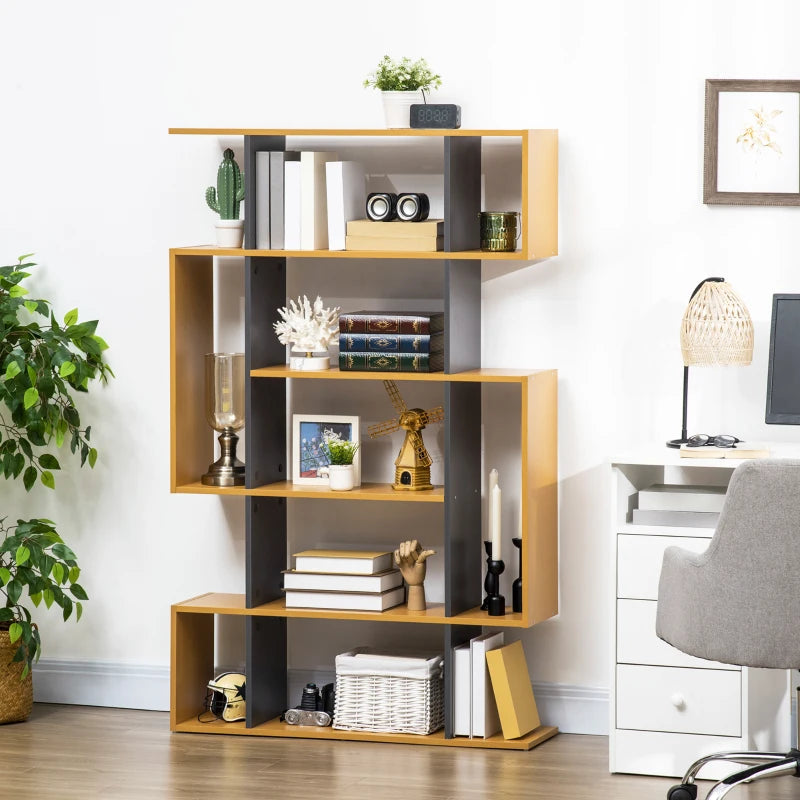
left=409, top=104, right=461, bottom=129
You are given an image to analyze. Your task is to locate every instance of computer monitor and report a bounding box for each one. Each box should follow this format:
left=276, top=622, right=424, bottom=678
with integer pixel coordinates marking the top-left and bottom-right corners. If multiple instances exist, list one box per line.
left=766, top=294, right=800, bottom=424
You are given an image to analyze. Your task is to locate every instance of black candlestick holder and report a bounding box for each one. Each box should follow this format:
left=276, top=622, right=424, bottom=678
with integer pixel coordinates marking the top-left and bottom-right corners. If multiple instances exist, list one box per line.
left=481, top=541, right=506, bottom=616
left=512, top=537, right=523, bottom=613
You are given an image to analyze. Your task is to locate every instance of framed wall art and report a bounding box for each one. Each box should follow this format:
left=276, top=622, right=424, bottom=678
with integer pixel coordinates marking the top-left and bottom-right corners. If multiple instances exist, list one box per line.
left=291, top=414, right=361, bottom=486
left=704, top=79, right=800, bottom=205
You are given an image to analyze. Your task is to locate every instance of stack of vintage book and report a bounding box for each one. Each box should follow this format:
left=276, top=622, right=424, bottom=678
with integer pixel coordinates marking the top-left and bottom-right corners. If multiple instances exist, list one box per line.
left=338, top=310, right=445, bottom=372
left=345, top=219, right=444, bottom=252
left=283, top=549, right=405, bottom=611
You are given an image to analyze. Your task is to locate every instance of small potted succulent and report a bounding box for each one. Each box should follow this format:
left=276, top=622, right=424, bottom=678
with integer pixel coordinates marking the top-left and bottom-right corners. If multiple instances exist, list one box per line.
left=363, top=56, right=442, bottom=128
left=273, top=295, right=340, bottom=370
left=206, top=148, right=245, bottom=248
left=317, top=429, right=360, bottom=491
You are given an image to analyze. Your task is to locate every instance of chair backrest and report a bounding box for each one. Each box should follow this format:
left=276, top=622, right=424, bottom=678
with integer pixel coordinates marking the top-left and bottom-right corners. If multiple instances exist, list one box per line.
left=656, top=458, right=800, bottom=668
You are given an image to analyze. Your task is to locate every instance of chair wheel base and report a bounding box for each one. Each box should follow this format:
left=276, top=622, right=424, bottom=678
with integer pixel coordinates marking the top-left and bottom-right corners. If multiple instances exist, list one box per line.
left=667, top=784, right=697, bottom=800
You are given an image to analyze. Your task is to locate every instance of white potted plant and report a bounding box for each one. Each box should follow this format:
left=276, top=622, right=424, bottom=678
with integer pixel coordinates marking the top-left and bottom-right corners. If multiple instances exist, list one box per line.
left=206, top=148, right=245, bottom=248
left=273, top=295, right=340, bottom=370
left=317, top=429, right=360, bottom=491
left=363, top=56, right=442, bottom=128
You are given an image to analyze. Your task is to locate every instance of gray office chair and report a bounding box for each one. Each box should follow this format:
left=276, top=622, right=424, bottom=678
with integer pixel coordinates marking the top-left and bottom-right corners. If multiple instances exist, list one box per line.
left=656, top=458, right=800, bottom=800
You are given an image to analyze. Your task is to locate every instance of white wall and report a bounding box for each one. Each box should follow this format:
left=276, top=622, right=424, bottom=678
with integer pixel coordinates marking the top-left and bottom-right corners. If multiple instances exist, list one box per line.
left=3, top=0, right=800, bottom=727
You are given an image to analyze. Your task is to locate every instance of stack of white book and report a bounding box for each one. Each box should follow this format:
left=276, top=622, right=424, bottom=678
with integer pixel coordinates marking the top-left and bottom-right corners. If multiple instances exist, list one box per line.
left=633, top=484, right=727, bottom=528
left=452, top=631, right=505, bottom=738
left=254, top=152, right=366, bottom=251
left=283, top=549, right=404, bottom=611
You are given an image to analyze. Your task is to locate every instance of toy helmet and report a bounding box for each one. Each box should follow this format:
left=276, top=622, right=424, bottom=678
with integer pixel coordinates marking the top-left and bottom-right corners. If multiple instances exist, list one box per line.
left=206, top=672, right=246, bottom=722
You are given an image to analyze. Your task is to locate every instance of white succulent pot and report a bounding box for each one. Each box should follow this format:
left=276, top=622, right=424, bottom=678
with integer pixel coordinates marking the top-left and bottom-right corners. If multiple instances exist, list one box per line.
left=381, top=91, right=424, bottom=129
left=214, top=219, right=244, bottom=248
left=319, top=464, right=355, bottom=491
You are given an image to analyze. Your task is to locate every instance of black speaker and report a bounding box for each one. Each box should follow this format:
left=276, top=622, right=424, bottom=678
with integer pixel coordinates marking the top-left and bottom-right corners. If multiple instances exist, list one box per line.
left=396, top=193, right=430, bottom=222
left=366, top=192, right=398, bottom=221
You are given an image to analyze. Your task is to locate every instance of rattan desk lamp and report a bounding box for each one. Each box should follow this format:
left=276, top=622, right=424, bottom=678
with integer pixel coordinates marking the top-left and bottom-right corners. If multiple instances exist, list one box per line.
left=666, top=277, right=754, bottom=448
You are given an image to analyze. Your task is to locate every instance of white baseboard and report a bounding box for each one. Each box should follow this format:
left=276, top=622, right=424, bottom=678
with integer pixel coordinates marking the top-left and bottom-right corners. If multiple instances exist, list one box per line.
left=33, top=659, right=610, bottom=734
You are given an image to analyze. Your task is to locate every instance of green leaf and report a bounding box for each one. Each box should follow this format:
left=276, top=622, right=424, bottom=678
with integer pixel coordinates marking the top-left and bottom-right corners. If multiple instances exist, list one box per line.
left=26, top=364, right=37, bottom=386
left=62, top=597, right=73, bottom=621
left=29, top=591, right=42, bottom=608
left=21, top=664, right=29, bottom=680
left=91, top=335, right=109, bottom=351
left=76, top=602, right=83, bottom=622
left=43, top=589, right=54, bottom=608
left=24, top=300, right=37, bottom=314
left=64, top=308, right=78, bottom=326
left=17, top=252, right=35, bottom=262
left=52, top=563, right=65, bottom=584
left=22, top=465, right=37, bottom=492
left=18, top=438, right=32, bottom=459
left=40, top=470, right=55, bottom=489
left=52, top=543, right=76, bottom=561
left=0, top=567, right=10, bottom=586
left=8, top=623, right=22, bottom=644
left=68, top=566, right=80, bottom=583
left=15, top=545, right=30, bottom=566
left=88, top=448, right=98, bottom=468
left=23, top=386, right=39, bottom=409
left=4, top=361, right=20, bottom=380
left=70, top=583, right=88, bottom=600
left=38, top=453, right=60, bottom=470
left=7, top=579, right=22, bottom=604
left=8, top=284, right=28, bottom=297
left=59, top=361, right=76, bottom=378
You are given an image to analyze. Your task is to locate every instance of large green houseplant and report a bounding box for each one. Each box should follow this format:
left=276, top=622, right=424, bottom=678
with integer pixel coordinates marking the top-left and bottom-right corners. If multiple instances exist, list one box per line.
left=0, top=254, right=112, bottom=706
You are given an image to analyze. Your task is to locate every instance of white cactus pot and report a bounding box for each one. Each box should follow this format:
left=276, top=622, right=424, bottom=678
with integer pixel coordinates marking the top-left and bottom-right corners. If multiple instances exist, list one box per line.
left=381, top=91, right=424, bottom=129
left=215, top=219, right=244, bottom=248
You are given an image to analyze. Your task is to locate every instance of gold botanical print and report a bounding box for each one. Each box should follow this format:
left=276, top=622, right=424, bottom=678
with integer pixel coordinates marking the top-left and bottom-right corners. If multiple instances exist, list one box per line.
left=737, top=106, right=783, bottom=155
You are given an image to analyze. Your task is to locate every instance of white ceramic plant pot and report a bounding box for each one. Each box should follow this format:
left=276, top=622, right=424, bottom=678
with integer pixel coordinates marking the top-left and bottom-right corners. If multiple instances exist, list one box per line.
left=215, top=219, right=244, bottom=248
left=319, top=464, right=355, bottom=491
left=381, top=91, right=424, bottom=129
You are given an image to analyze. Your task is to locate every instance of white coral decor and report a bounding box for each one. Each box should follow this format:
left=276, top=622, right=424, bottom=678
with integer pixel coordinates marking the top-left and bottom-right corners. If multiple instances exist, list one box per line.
left=274, top=295, right=340, bottom=354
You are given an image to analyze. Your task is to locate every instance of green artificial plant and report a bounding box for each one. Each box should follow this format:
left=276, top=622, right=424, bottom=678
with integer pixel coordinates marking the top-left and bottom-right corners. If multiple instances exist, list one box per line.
left=205, top=148, right=245, bottom=220
left=0, top=254, right=113, bottom=676
left=323, top=429, right=360, bottom=466
left=363, top=56, right=442, bottom=93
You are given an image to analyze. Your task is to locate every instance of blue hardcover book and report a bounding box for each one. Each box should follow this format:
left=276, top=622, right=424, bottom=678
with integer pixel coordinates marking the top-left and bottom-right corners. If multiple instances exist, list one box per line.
left=339, top=332, right=444, bottom=353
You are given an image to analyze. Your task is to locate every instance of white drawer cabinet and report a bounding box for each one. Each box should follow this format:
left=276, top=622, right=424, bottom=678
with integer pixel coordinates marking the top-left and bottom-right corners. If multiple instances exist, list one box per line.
left=610, top=451, right=791, bottom=778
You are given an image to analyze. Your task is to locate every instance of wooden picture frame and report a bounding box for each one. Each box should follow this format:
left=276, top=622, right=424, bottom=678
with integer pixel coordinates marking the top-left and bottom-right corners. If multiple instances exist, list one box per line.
left=291, top=414, right=361, bottom=486
left=704, top=79, right=800, bottom=205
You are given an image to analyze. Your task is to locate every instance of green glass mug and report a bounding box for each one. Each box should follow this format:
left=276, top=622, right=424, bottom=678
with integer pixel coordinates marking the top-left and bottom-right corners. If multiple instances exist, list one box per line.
left=479, top=211, right=521, bottom=252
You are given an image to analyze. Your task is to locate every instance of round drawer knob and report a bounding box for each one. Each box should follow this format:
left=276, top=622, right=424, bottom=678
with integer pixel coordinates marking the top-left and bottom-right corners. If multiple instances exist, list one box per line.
left=671, top=693, right=686, bottom=709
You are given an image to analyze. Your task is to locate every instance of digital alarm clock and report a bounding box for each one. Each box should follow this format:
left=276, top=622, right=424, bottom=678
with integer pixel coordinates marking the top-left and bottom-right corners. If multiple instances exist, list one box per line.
left=409, top=104, right=461, bottom=129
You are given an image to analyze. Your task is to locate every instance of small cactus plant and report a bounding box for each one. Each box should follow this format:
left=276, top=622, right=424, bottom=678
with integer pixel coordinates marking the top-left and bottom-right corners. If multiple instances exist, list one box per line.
left=205, top=148, right=245, bottom=220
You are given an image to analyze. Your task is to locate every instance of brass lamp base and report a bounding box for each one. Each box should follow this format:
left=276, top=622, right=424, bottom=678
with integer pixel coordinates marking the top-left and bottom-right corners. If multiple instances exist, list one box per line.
left=201, top=429, right=245, bottom=487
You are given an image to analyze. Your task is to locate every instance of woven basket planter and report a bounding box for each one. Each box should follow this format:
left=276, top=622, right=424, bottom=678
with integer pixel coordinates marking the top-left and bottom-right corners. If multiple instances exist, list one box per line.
left=0, top=631, right=32, bottom=724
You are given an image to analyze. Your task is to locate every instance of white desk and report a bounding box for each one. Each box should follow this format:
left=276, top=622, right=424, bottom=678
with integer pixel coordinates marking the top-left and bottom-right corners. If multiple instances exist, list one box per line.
left=609, top=445, right=797, bottom=778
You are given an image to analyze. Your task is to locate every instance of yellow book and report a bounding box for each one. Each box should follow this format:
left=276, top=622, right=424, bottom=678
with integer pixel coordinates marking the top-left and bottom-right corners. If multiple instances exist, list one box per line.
left=679, top=441, right=769, bottom=459
left=345, top=235, right=443, bottom=252
left=346, top=218, right=444, bottom=237
left=485, top=640, right=541, bottom=740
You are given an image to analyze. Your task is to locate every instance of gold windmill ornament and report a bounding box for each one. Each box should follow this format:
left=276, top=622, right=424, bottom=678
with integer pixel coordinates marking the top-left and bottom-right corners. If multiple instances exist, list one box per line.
left=368, top=380, right=445, bottom=491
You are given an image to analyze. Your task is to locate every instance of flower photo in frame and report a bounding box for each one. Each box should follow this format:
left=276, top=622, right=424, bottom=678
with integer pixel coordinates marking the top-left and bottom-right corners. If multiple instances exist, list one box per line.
left=292, top=414, right=361, bottom=486
left=704, top=79, right=800, bottom=205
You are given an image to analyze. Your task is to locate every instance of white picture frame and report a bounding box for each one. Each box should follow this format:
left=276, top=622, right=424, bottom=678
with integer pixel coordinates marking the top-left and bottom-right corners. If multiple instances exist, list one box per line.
left=291, top=414, right=361, bottom=486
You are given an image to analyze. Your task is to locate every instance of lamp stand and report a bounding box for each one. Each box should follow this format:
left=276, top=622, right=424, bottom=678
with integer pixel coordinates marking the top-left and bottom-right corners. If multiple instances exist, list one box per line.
left=666, top=365, right=690, bottom=449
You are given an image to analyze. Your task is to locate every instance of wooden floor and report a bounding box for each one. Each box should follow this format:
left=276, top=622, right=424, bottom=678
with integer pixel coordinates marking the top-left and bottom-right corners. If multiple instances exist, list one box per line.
left=2, top=705, right=799, bottom=799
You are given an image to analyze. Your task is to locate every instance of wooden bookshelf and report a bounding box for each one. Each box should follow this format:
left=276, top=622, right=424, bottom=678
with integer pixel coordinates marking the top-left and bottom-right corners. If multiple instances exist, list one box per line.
left=169, top=128, right=559, bottom=748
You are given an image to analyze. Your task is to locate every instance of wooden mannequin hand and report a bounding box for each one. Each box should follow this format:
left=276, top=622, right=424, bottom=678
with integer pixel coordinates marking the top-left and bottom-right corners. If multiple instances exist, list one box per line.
left=394, top=540, right=435, bottom=588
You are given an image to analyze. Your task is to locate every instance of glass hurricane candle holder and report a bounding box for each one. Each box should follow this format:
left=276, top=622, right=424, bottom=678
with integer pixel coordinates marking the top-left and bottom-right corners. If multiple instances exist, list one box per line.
left=201, top=352, right=245, bottom=487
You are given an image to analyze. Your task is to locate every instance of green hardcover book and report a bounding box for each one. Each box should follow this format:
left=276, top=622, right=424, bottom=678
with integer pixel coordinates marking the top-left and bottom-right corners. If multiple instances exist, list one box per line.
left=339, top=351, right=444, bottom=372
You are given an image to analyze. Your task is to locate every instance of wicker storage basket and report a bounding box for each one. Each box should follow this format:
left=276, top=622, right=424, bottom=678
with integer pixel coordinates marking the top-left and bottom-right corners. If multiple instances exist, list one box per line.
left=0, top=630, right=32, bottom=724
left=333, top=649, right=444, bottom=735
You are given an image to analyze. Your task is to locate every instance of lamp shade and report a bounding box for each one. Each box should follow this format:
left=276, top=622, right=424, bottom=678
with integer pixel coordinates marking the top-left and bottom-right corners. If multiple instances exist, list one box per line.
left=680, top=279, right=754, bottom=367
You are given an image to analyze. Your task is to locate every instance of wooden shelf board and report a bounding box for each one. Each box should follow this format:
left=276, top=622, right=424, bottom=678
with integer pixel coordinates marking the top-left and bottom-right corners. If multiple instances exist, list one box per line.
left=169, top=128, right=528, bottom=138
left=173, top=480, right=445, bottom=502
left=173, top=593, right=530, bottom=627
left=250, top=365, right=547, bottom=383
left=169, top=244, right=527, bottom=261
left=172, top=715, right=558, bottom=750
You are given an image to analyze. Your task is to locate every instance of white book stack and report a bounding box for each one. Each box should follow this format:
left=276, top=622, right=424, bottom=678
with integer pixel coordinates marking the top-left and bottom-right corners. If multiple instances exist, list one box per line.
left=300, top=151, right=337, bottom=250
left=284, top=550, right=404, bottom=611
left=326, top=161, right=366, bottom=251
left=283, top=161, right=303, bottom=250
left=633, top=484, right=726, bottom=528
left=452, top=631, right=505, bottom=738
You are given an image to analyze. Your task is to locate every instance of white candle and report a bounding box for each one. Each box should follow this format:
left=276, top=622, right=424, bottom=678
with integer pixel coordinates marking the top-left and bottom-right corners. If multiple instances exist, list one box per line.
left=488, top=469, right=499, bottom=548
left=491, top=484, right=502, bottom=560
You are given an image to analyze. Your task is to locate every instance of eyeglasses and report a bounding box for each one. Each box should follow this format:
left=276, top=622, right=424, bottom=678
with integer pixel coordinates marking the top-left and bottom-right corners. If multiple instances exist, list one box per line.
left=686, top=434, right=741, bottom=448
